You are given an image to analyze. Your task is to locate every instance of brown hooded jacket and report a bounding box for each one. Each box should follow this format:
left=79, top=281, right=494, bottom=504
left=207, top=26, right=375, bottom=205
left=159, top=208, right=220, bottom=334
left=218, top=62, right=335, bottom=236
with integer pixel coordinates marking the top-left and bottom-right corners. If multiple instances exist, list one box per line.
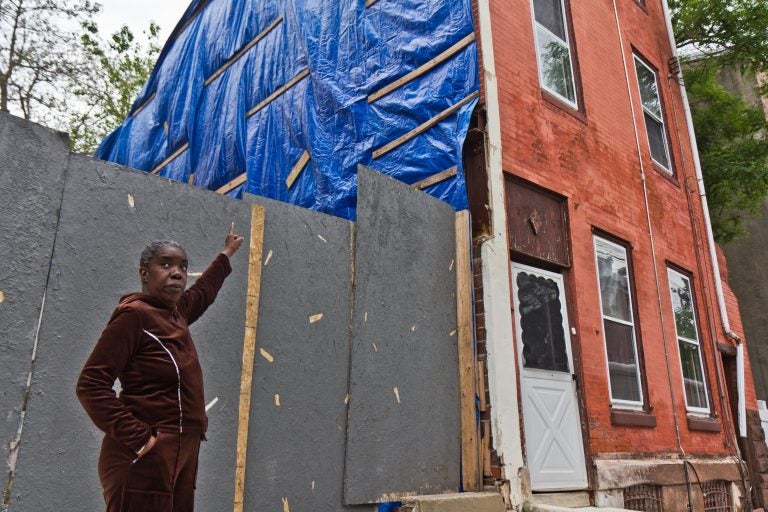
left=76, top=253, right=232, bottom=454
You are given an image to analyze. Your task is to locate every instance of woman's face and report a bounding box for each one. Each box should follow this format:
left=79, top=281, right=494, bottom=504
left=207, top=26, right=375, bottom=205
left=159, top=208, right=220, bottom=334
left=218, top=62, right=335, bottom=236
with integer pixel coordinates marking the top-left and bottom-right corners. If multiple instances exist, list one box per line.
left=139, top=245, right=189, bottom=307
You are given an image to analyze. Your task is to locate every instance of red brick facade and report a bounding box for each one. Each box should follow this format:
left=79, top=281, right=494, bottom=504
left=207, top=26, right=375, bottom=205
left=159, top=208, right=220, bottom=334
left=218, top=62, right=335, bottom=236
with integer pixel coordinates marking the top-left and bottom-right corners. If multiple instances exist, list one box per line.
left=472, top=0, right=763, bottom=506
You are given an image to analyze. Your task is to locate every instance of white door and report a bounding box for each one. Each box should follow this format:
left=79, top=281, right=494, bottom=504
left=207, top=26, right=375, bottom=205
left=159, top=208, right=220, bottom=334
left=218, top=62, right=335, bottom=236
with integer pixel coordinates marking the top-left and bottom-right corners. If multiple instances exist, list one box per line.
left=511, top=263, right=588, bottom=491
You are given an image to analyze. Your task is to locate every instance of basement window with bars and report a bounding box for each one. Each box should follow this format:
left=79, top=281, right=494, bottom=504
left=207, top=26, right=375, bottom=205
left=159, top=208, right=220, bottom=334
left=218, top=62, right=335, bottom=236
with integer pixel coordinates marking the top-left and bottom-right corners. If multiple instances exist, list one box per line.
left=624, top=483, right=663, bottom=512
left=703, top=480, right=732, bottom=512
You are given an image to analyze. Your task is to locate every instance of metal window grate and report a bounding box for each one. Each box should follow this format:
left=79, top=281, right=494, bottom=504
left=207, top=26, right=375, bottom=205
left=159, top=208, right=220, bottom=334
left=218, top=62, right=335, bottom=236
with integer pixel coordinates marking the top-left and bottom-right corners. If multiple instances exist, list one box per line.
left=703, top=480, right=732, bottom=512
left=624, top=483, right=663, bottom=512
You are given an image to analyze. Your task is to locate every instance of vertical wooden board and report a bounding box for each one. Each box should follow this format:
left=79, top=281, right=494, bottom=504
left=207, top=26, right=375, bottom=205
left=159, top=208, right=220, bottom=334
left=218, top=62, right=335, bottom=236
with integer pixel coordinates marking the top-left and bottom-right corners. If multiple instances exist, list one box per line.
left=241, top=194, right=356, bottom=511
left=233, top=205, right=265, bottom=512
left=343, top=167, right=460, bottom=504
left=456, top=210, right=480, bottom=491
left=10, top=156, right=252, bottom=511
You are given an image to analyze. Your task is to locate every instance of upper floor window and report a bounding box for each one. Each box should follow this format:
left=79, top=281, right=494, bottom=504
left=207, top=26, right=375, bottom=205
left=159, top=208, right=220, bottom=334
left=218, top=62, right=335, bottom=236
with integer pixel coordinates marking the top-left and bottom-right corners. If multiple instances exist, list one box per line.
left=594, top=236, right=644, bottom=408
left=634, top=55, right=672, bottom=172
left=531, top=0, right=578, bottom=108
left=667, top=268, right=710, bottom=414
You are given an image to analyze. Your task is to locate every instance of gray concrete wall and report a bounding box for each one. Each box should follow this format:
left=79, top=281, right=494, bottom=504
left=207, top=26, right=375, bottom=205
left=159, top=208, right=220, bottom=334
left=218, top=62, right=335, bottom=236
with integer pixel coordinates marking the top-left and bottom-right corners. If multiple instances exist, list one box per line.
left=0, top=114, right=70, bottom=485
left=343, top=168, right=460, bottom=504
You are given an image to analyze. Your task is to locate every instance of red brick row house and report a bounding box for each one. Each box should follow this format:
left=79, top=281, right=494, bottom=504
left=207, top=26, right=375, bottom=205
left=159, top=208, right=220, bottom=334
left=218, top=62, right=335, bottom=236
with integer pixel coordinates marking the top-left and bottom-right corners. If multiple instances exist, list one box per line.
left=464, top=0, right=768, bottom=509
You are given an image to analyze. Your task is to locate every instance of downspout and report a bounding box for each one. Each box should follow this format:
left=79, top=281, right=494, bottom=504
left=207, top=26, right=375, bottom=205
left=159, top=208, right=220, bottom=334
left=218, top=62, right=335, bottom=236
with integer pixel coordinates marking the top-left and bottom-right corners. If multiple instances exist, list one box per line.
left=475, top=0, right=527, bottom=507
left=657, top=0, right=747, bottom=439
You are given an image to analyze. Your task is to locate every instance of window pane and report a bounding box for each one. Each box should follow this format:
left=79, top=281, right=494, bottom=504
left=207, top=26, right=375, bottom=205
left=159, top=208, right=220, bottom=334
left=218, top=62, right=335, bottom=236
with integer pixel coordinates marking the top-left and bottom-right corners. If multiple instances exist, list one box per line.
left=644, top=113, right=670, bottom=169
left=595, top=241, right=631, bottom=322
left=635, top=60, right=661, bottom=117
left=533, top=0, right=567, bottom=40
left=516, top=271, right=570, bottom=373
left=669, top=271, right=697, bottom=340
left=536, top=27, right=576, bottom=103
left=679, top=340, right=707, bottom=409
left=605, top=319, right=641, bottom=402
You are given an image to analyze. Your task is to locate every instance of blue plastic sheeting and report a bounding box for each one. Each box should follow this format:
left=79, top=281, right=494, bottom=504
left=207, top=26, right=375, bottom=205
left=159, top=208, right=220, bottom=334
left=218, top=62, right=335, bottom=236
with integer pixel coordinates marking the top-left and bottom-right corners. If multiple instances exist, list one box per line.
left=95, top=0, right=478, bottom=220
left=378, top=502, right=403, bottom=512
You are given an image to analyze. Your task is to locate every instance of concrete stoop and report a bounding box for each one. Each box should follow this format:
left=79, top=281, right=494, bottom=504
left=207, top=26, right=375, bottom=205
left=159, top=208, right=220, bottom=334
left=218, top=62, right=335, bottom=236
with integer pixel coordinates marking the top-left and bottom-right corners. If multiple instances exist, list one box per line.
left=399, top=492, right=506, bottom=512
left=523, top=502, right=634, bottom=512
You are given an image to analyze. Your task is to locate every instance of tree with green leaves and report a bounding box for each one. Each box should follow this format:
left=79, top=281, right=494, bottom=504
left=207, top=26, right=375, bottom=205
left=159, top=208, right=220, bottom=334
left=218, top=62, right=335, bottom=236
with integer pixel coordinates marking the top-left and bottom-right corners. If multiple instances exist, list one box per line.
left=670, top=0, right=768, bottom=243
left=68, top=21, right=161, bottom=153
left=0, top=0, right=99, bottom=122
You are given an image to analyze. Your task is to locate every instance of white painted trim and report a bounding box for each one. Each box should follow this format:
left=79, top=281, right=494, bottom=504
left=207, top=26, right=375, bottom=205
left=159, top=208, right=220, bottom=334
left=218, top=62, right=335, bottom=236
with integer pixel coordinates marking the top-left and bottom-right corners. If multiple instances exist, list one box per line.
left=476, top=0, right=525, bottom=505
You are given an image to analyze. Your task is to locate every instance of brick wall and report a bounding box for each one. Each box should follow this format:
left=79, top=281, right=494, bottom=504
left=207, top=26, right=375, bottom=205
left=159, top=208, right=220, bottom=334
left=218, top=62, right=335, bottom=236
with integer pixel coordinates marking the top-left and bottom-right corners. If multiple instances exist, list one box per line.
left=483, top=0, right=752, bottom=460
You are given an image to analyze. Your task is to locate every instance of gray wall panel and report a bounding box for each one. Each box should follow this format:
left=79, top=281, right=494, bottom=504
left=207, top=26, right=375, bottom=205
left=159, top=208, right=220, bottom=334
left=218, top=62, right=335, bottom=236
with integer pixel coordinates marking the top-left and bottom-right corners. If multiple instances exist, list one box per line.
left=343, top=168, right=460, bottom=504
left=11, top=156, right=251, bottom=510
left=0, top=113, right=69, bottom=470
left=242, top=194, right=356, bottom=511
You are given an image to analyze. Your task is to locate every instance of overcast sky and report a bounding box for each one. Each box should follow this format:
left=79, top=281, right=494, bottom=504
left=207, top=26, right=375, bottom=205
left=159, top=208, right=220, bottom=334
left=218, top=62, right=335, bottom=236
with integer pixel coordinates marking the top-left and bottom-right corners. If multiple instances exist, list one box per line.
left=95, top=0, right=191, bottom=48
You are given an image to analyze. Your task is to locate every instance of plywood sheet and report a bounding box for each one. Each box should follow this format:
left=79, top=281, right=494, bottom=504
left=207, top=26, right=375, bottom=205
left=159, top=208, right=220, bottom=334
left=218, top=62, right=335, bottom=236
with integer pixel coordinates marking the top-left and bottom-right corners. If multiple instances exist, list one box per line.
left=343, top=167, right=460, bottom=504
left=241, top=194, right=356, bottom=511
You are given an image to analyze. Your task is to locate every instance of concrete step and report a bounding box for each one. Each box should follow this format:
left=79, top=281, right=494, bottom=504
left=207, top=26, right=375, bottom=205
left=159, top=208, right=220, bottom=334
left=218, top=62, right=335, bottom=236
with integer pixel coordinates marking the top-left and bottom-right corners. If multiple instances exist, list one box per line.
left=531, top=492, right=591, bottom=508
left=399, top=492, right=505, bottom=512
left=524, top=502, right=634, bottom=512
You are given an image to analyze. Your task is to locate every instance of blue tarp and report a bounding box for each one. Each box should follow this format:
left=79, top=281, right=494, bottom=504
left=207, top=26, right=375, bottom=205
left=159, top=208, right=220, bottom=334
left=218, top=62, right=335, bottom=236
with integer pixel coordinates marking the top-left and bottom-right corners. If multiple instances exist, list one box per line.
left=95, top=0, right=479, bottom=220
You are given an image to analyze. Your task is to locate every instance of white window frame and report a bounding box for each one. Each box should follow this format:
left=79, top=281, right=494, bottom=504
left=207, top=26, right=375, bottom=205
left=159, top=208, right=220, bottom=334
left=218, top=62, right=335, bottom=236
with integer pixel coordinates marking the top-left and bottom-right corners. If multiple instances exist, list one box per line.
left=667, top=268, right=710, bottom=416
left=633, top=55, right=672, bottom=173
left=593, top=236, right=644, bottom=410
left=530, top=0, right=579, bottom=109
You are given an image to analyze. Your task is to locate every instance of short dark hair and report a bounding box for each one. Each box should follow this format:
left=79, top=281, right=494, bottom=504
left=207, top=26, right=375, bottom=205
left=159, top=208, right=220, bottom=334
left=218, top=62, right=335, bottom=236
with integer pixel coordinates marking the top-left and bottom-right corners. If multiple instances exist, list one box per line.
left=139, top=241, right=185, bottom=268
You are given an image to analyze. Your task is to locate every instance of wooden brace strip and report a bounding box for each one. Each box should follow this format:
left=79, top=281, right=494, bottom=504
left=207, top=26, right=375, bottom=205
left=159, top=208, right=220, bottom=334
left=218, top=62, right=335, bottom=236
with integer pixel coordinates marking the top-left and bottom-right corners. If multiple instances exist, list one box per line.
left=233, top=204, right=265, bottom=512
left=285, top=150, right=310, bottom=189
left=205, top=16, right=284, bottom=86
left=246, top=68, right=310, bottom=118
left=455, top=210, right=481, bottom=491
left=217, top=172, right=247, bottom=194
left=151, top=142, right=189, bottom=175
left=372, top=90, right=479, bottom=159
left=368, top=33, right=476, bottom=104
left=364, top=0, right=381, bottom=7
left=131, top=92, right=156, bottom=117
left=410, top=166, right=458, bottom=191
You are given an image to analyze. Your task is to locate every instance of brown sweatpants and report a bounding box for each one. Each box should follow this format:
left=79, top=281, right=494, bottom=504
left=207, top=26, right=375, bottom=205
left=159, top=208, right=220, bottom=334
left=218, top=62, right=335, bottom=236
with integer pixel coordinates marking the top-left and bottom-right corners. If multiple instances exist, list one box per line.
left=98, top=431, right=201, bottom=512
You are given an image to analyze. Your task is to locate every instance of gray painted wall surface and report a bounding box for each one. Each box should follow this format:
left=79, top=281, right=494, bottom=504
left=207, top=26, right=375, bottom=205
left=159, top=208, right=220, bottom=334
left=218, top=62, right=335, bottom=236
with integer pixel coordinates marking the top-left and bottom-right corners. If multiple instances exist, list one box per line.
left=10, top=156, right=252, bottom=510
left=724, top=201, right=768, bottom=402
left=0, top=114, right=69, bottom=473
left=343, top=168, right=460, bottom=504
left=242, top=194, right=359, bottom=511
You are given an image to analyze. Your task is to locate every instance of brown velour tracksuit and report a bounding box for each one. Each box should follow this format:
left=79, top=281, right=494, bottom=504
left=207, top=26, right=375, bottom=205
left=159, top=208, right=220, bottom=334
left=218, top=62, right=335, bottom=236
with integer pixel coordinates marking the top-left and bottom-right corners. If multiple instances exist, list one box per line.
left=76, top=253, right=232, bottom=512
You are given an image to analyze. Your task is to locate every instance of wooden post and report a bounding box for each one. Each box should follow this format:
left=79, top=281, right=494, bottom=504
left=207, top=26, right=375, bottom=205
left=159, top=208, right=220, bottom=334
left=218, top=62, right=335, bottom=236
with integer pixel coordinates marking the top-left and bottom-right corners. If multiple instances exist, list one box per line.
left=233, top=204, right=266, bottom=512
left=456, top=210, right=481, bottom=490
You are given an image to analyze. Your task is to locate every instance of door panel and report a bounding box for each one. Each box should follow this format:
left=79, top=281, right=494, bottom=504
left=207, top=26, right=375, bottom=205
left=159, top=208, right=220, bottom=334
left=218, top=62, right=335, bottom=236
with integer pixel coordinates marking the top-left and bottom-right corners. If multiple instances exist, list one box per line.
left=512, top=263, right=587, bottom=491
